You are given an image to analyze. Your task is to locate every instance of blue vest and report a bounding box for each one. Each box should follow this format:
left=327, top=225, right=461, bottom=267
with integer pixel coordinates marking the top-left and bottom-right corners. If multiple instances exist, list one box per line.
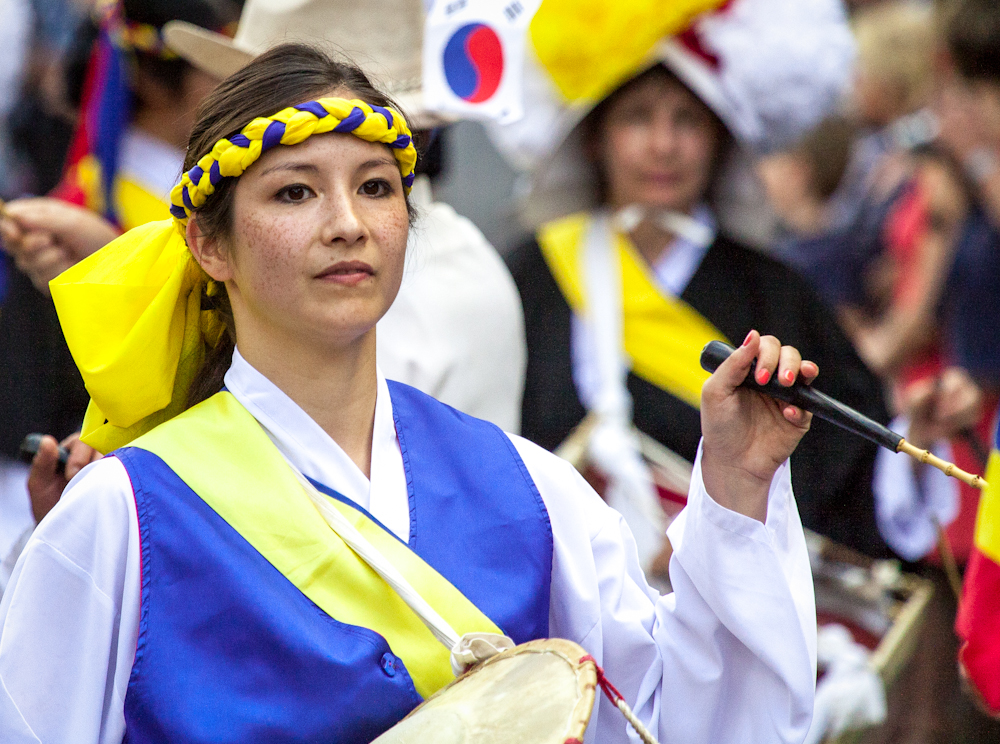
left=117, top=382, right=553, bottom=743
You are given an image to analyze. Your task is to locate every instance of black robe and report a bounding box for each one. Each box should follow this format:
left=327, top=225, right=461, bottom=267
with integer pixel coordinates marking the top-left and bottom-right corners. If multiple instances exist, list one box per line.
left=0, top=268, right=90, bottom=460
left=507, top=232, right=893, bottom=558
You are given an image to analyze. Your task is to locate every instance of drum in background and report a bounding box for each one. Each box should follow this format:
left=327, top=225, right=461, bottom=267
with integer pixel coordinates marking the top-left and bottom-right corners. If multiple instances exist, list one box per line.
left=372, top=639, right=597, bottom=744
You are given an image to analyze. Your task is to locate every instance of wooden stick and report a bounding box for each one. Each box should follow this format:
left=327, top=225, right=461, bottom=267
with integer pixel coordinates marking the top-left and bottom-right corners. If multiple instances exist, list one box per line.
left=897, top=439, right=989, bottom=490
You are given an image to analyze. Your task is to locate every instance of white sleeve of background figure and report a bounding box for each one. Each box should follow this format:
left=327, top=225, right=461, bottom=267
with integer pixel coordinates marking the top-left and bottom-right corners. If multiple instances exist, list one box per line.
left=376, top=201, right=525, bottom=433
left=513, top=435, right=816, bottom=744
left=874, top=416, right=959, bottom=561
left=0, top=457, right=139, bottom=744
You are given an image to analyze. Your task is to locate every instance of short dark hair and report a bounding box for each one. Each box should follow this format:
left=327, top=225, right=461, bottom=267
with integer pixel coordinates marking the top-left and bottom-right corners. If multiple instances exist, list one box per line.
left=946, top=0, right=1000, bottom=82
left=185, top=43, right=417, bottom=408
left=797, top=116, right=857, bottom=200
left=126, top=0, right=235, bottom=95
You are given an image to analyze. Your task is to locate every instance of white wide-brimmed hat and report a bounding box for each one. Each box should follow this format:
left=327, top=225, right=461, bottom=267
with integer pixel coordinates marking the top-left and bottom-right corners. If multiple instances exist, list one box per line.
left=163, top=0, right=440, bottom=126
left=489, top=0, right=856, bottom=227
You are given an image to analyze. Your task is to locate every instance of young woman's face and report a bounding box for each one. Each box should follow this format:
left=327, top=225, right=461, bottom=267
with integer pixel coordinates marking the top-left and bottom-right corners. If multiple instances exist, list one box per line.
left=596, top=71, right=722, bottom=214
left=199, top=132, right=409, bottom=351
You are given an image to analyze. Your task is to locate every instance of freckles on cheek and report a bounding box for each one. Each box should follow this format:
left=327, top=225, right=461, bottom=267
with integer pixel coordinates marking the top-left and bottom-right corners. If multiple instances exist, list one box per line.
left=375, top=208, right=410, bottom=268
left=235, top=211, right=311, bottom=299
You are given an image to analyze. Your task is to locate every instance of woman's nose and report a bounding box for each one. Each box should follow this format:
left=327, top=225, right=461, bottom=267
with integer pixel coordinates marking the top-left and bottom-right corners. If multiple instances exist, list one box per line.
left=320, top=190, right=367, bottom=247
left=649, top=111, right=680, bottom=155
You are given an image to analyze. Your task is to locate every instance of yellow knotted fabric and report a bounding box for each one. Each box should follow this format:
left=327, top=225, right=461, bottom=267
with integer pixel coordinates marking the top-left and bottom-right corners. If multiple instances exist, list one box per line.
left=49, top=97, right=419, bottom=454
left=50, top=220, right=222, bottom=454
left=529, top=0, right=725, bottom=104
left=538, top=212, right=728, bottom=409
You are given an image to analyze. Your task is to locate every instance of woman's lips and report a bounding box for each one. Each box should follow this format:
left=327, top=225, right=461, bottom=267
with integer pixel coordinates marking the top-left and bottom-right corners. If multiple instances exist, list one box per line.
left=315, top=260, right=375, bottom=286
left=643, top=172, right=683, bottom=187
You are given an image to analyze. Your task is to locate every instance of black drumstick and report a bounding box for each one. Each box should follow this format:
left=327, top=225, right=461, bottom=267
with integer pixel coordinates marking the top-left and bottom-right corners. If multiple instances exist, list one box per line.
left=19, top=433, right=69, bottom=474
left=700, top=340, right=988, bottom=490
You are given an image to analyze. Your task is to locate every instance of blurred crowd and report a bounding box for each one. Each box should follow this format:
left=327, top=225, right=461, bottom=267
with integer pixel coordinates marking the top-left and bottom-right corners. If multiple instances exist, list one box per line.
left=759, top=1, right=1000, bottom=737
left=0, top=0, right=998, bottom=742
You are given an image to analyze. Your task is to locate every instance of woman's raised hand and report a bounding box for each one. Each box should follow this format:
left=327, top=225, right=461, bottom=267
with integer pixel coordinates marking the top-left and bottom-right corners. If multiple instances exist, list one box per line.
left=27, top=432, right=102, bottom=523
left=700, top=330, right=817, bottom=523
left=0, top=198, right=121, bottom=295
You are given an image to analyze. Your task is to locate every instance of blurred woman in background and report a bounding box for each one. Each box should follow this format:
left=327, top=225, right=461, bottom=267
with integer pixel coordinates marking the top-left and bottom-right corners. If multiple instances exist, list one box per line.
left=504, top=3, right=911, bottom=562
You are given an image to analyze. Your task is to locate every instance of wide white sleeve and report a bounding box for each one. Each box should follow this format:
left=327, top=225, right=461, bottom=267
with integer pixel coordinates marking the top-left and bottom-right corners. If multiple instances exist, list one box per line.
left=0, top=457, right=140, bottom=744
left=511, top=435, right=816, bottom=744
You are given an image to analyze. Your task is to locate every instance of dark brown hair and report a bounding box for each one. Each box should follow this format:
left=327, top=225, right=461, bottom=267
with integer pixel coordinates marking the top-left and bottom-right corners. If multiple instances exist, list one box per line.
left=796, top=116, right=857, bottom=201
left=946, top=0, right=1000, bottom=83
left=185, top=43, right=417, bottom=407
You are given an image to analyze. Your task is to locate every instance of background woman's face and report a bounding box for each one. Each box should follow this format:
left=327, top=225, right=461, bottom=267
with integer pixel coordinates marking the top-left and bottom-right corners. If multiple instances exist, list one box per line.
left=597, top=71, right=722, bottom=214
left=206, top=133, right=410, bottom=352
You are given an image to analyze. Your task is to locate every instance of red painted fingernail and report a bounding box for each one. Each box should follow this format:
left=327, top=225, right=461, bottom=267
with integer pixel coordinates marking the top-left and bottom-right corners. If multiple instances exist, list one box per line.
left=785, top=370, right=795, bottom=383
left=742, top=331, right=753, bottom=347
left=757, top=369, right=770, bottom=384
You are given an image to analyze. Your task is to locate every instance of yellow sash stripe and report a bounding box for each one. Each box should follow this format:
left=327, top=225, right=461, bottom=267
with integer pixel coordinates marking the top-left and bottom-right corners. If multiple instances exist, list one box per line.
left=974, top=451, right=1000, bottom=566
left=77, top=154, right=171, bottom=231
left=538, top=212, right=728, bottom=409
left=131, top=392, right=502, bottom=698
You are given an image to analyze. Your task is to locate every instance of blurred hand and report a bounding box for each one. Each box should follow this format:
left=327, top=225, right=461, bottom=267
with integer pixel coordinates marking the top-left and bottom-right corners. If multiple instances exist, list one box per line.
left=0, top=198, right=120, bottom=295
left=903, top=368, right=983, bottom=452
left=935, top=82, right=989, bottom=163
left=27, top=432, right=101, bottom=523
left=701, top=331, right=816, bottom=522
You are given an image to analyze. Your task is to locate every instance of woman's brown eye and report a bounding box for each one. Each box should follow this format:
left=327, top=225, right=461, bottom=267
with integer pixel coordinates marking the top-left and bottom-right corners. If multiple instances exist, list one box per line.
left=286, top=186, right=306, bottom=201
left=362, top=180, right=388, bottom=197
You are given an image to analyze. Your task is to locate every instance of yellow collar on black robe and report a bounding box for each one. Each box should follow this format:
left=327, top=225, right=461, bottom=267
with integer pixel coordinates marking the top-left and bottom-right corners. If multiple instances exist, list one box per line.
left=537, top=212, right=729, bottom=409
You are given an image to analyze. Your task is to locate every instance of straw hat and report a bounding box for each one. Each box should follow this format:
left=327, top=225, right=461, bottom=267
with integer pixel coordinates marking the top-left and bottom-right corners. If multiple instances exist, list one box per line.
left=489, top=0, right=856, bottom=227
left=163, top=0, right=437, bottom=125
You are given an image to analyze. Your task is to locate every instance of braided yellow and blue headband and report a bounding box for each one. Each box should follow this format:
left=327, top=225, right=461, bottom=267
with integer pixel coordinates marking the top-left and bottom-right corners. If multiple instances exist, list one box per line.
left=50, top=97, right=418, bottom=455
left=170, top=97, right=418, bottom=228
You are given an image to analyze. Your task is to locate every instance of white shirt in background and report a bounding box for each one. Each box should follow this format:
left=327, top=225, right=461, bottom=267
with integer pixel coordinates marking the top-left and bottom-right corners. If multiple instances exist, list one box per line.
left=0, top=459, right=32, bottom=595
left=377, top=175, right=526, bottom=433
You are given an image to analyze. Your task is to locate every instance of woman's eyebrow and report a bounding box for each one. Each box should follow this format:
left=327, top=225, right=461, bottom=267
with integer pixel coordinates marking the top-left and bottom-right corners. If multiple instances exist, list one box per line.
left=358, top=157, right=398, bottom=170
left=257, top=161, right=321, bottom=177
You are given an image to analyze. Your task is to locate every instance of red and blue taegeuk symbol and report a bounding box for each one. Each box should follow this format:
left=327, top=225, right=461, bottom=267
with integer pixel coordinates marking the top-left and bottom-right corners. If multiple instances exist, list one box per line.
left=443, top=23, right=504, bottom=103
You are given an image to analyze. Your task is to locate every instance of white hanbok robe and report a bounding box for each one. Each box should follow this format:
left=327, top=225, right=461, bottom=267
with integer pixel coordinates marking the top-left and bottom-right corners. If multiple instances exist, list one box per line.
left=0, top=350, right=817, bottom=744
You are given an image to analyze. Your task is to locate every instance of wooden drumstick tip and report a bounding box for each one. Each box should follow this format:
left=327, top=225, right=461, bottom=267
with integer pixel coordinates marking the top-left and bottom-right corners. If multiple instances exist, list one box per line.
left=897, top=439, right=990, bottom=490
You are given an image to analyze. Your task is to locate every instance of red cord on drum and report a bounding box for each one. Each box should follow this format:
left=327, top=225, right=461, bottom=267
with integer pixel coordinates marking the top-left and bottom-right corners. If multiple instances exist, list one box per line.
left=577, top=655, right=662, bottom=744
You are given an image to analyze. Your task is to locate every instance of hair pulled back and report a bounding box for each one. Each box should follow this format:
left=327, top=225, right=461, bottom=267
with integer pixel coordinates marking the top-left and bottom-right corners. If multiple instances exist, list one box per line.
left=185, top=43, right=416, bottom=407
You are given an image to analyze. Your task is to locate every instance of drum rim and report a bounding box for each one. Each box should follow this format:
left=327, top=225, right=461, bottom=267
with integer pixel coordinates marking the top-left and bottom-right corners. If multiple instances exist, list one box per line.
left=393, top=638, right=598, bottom=743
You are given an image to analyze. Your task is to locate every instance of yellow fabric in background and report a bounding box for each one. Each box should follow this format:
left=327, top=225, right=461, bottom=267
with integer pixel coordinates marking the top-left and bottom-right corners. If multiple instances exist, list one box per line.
left=538, top=212, right=728, bottom=410
left=974, top=452, right=1000, bottom=566
left=529, top=0, right=725, bottom=104
left=76, top=154, right=172, bottom=231
left=133, top=391, right=501, bottom=698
